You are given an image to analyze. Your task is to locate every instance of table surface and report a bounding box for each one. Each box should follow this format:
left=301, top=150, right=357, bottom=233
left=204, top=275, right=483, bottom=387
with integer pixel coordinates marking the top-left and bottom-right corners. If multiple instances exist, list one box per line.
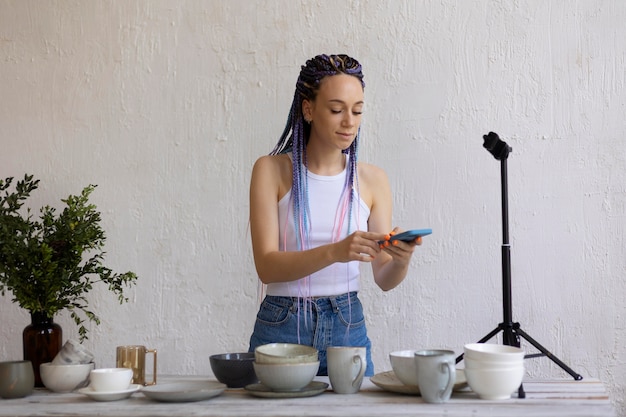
left=0, top=376, right=615, bottom=417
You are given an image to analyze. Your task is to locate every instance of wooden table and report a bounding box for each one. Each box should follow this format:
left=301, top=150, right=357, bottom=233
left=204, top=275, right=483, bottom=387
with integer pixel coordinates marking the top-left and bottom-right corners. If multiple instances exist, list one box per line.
left=0, top=376, right=615, bottom=417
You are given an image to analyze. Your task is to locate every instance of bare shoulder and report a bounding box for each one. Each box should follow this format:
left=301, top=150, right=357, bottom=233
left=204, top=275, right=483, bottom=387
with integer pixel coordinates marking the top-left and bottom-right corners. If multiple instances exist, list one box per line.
left=252, top=154, right=291, bottom=177
left=251, top=153, right=292, bottom=198
left=357, top=162, right=390, bottom=208
left=357, top=162, right=389, bottom=187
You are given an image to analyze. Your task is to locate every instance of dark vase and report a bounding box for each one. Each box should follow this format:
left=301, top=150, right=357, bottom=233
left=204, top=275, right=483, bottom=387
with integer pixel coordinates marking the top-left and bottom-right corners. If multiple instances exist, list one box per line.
left=23, top=312, right=62, bottom=387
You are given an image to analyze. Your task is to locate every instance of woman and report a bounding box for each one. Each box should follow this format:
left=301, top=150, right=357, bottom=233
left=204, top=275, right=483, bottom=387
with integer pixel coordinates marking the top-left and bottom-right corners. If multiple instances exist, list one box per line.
left=248, top=54, right=422, bottom=376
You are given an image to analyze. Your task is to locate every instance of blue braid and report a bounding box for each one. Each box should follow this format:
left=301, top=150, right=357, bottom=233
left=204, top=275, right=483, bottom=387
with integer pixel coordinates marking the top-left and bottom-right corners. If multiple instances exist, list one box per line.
left=270, top=54, right=365, bottom=252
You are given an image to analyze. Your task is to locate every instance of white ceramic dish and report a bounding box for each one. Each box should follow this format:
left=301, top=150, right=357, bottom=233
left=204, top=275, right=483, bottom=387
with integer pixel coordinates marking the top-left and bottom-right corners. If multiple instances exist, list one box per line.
left=254, top=343, right=318, bottom=364
left=244, top=381, right=328, bottom=398
left=370, top=370, right=420, bottom=395
left=464, top=366, right=525, bottom=400
left=89, top=368, right=133, bottom=392
left=253, top=361, right=319, bottom=391
left=464, top=343, right=525, bottom=363
left=370, top=369, right=468, bottom=395
left=40, top=362, right=94, bottom=393
left=78, top=384, right=141, bottom=401
left=141, top=381, right=226, bottom=402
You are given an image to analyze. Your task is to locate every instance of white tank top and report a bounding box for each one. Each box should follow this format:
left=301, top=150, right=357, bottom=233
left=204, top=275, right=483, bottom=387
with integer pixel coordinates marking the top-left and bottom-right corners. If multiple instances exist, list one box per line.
left=266, top=155, right=370, bottom=297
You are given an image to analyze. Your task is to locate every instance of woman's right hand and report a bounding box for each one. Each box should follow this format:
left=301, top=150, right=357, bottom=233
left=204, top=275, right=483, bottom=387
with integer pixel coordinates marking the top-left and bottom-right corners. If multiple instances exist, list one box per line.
left=334, top=231, right=385, bottom=263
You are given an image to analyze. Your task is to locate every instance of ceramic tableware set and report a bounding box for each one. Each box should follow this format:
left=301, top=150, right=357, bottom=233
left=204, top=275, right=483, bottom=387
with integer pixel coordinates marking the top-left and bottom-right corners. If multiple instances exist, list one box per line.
left=10, top=340, right=524, bottom=403
left=210, top=343, right=369, bottom=398
left=37, top=340, right=144, bottom=401
left=245, top=343, right=327, bottom=398
left=21, top=340, right=160, bottom=401
left=41, top=339, right=96, bottom=394
left=376, top=343, right=525, bottom=402
left=463, top=343, right=525, bottom=400
left=78, top=343, right=160, bottom=401
left=79, top=367, right=141, bottom=401
left=1, top=340, right=97, bottom=399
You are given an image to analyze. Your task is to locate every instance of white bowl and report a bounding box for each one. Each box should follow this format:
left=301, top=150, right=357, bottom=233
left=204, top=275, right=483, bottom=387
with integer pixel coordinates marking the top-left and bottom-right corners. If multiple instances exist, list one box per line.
left=389, top=350, right=418, bottom=386
left=464, top=365, right=525, bottom=400
left=40, top=362, right=95, bottom=393
left=254, top=343, right=318, bottom=364
left=464, top=344, right=525, bottom=363
left=253, top=361, right=319, bottom=391
left=89, top=368, right=133, bottom=392
left=464, top=360, right=524, bottom=371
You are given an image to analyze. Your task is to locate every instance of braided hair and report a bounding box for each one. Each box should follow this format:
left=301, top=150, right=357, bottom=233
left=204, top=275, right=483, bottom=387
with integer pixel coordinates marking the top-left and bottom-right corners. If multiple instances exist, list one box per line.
left=270, top=54, right=365, bottom=252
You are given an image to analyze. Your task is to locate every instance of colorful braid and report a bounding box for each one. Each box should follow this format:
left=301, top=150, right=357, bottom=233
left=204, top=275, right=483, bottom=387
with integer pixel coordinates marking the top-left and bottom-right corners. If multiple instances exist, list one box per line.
left=270, top=54, right=365, bottom=252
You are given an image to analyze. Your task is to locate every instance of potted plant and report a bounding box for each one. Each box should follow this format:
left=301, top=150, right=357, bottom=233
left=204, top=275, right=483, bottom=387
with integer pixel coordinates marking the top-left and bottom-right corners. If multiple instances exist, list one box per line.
left=0, top=174, right=138, bottom=385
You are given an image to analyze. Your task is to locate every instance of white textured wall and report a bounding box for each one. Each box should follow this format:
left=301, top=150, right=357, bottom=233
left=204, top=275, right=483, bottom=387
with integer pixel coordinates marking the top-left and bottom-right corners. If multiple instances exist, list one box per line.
left=1, top=0, right=625, bottom=413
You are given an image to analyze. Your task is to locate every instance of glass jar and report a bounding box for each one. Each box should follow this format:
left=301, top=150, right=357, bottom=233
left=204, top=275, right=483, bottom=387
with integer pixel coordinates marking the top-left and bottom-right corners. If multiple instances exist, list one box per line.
left=23, top=312, right=62, bottom=387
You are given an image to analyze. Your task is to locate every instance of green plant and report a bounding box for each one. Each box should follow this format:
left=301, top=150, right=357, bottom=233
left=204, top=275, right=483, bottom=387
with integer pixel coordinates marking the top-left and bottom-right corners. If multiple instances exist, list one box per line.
left=0, top=174, right=138, bottom=341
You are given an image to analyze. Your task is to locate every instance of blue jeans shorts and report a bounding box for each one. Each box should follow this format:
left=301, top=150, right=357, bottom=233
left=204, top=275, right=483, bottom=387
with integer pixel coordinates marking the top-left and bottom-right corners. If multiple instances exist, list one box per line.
left=248, top=292, right=374, bottom=376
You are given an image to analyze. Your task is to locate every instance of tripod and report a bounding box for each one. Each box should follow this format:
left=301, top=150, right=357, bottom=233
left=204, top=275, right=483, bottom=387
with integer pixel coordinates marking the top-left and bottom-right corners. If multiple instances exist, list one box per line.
left=455, top=132, right=583, bottom=399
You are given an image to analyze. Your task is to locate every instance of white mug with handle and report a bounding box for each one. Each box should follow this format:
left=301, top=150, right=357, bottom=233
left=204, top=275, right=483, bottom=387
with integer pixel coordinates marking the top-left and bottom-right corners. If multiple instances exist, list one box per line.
left=327, top=346, right=366, bottom=394
left=414, top=349, right=456, bottom=403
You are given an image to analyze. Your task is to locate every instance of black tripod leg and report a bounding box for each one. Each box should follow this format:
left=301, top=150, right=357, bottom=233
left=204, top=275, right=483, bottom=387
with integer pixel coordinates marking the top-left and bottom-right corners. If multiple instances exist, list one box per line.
left=515, top=326, right=583, bottom=381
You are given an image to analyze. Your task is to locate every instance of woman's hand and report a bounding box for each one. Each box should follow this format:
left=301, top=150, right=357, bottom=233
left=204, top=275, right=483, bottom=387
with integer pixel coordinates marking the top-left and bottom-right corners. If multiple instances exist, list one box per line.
left=378, top=227, right=422, bottom=266
left=334, top=231, right=385, bottom=263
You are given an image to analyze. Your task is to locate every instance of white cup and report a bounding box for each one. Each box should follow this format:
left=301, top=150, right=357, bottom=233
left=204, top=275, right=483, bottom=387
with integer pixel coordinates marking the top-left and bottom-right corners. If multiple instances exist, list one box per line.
left=89, top=368, right=133, bottom=392
left=327, top=346, right=366, bottom=394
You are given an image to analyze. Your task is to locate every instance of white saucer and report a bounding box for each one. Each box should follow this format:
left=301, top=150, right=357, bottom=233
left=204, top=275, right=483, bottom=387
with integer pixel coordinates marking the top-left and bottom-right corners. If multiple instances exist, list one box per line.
left=370, top=371, right=420, bottom=395
left=370, top=369, right=468, bottom=395
left=78, top=384, right=141, bottom=401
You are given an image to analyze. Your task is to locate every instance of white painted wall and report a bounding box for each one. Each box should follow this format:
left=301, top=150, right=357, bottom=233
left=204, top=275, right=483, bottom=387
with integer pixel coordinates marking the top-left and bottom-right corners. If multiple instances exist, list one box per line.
left=1, top=0, right=624, bottom=412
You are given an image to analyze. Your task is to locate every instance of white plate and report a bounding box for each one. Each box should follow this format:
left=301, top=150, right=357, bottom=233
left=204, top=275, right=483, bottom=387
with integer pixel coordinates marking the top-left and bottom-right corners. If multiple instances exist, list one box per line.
left=370, top=371, right=420, bottom=395
left=78, top=384, right=141, bottom=401
left=244, top=381, right=328, bottom=398
left=370, top=369, right=468, bottom=395
left=141, top=381, right=227, bottom=402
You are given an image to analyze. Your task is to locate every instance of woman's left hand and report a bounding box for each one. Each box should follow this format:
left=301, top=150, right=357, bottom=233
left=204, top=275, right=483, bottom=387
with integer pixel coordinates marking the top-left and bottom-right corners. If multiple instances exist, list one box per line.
left=379, top=227, right=421, bottom=264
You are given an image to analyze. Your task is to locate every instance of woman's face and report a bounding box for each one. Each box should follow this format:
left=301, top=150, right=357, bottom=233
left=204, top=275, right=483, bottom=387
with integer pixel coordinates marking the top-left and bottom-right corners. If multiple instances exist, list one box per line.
left=302, top=74, right=364, bottom=151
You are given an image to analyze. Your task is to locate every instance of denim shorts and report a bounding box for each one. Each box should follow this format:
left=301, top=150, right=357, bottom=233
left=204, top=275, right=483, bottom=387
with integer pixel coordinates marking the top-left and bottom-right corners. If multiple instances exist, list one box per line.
left=248, top=292, right=374, bottom=376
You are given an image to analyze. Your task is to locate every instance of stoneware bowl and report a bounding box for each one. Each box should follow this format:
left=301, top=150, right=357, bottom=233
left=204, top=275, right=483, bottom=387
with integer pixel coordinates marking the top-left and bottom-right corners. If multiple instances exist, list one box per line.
left=40, top=362, right=95, bottom=393
left=464, top=359, right=525, bottom=370
left=253, top=361, right=319, bottom=391
left=89, top=367, right=133, bottom=392
left=464, top=364, right=525, bottom=400
left=0, top=360, right=35, bottom=399
left=464, top=343, right=525, bottom=363
left=209, top=352, right=258, bottom=388
left=254, top=343, right=318, bottom=364
left=389, top=350, right=419, bottom=387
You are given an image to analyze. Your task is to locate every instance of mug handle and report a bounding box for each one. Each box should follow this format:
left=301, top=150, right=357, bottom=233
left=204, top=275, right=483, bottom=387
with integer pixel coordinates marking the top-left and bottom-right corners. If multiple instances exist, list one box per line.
left=146, top=348, right=157, bottom=386
left=438, top=361, right=455, bottom=401
left=351, top=354, right=366, bottom=388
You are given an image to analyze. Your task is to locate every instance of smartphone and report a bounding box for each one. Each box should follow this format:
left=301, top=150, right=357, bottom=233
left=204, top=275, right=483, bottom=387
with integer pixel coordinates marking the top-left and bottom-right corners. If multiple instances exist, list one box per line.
left=378, top=228, right=432, bottom=244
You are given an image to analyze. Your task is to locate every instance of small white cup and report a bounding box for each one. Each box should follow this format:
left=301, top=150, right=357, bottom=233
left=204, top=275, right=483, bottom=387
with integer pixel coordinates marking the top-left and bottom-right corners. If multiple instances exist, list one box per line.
left=89, top=368, right=133, bottom=392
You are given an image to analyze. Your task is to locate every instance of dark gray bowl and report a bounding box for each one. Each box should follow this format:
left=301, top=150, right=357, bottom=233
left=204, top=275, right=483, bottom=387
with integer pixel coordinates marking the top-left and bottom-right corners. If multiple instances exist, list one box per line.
left=209, top=352, right=258, bottom=388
